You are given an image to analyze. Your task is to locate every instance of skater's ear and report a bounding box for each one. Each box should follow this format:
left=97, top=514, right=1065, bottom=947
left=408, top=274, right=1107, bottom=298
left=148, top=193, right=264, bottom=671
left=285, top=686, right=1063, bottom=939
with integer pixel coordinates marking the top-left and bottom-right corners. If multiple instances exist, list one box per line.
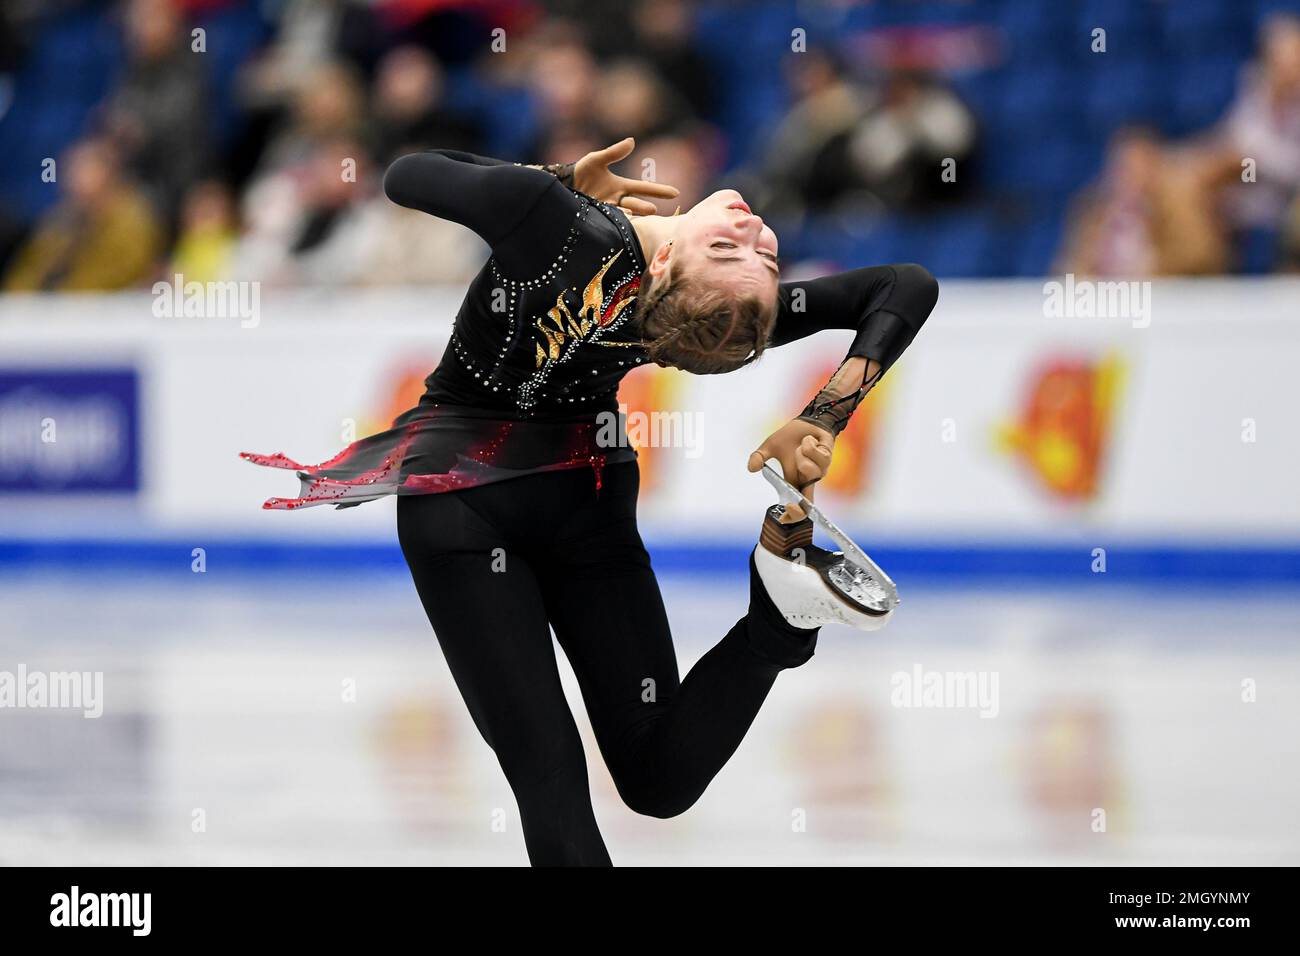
left=646, top=239, right=674, bottom=281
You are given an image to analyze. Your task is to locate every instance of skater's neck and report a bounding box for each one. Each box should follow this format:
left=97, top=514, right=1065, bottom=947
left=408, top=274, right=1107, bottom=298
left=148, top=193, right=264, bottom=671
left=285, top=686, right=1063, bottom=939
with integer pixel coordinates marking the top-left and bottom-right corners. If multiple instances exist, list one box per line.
left=629, top=215, right=679, bottom=268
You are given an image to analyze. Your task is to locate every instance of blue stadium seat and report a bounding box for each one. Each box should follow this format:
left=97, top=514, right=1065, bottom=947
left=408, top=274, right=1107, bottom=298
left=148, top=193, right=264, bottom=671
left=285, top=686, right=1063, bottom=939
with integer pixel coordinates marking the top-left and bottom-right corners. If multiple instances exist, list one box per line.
left=1252, top=0, right=1300, bottom=27
left=1168, top=54, right=1243, bottom=134
left=1075, top=0, right=1160, bottom=49
left=1009, top=207, right=1069, bottom=277
left=452, top=81, right=538, bottom=160
left=1237, top=227, right=1282, bottom=274
left=911, top=210, right=999, bottom=278
left=1083, top=58, right=1165, bottom=133
left=193, top=6, right=272, bottom=150
left=0, top=6, right=122, bottom=220
left=997, top=63, right=1086, bottom=130
left=997, top=0, right=1073, bottom=56
left=948, top=68, right=1002, bottom=122
left=1161, top=0, right=1251, bottom=56
left=1005, top=132, right=1094, bottom=196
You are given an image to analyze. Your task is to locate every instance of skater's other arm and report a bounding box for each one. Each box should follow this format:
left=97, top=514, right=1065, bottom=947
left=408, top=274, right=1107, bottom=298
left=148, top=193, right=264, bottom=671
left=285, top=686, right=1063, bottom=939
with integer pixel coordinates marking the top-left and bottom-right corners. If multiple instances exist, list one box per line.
left=773, top=263, right=938, bottom=434
left=748, top=264, right=938, bottom=517
left=772, top=263, right=938, bottom=379
left=382, top=140, right=677, bottom=249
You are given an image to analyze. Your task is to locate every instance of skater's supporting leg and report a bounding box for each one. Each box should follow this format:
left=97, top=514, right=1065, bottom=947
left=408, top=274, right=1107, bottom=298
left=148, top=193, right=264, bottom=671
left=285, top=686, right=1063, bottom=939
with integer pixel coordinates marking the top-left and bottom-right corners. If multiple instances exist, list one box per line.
left=535, top=464, right=817, bottom=819
left=397, top=492, right=610, bottom=866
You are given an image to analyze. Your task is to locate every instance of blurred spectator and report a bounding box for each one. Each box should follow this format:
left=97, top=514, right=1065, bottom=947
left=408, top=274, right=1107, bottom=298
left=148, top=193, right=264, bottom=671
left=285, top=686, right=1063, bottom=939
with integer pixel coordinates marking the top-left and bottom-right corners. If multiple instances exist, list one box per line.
left=628, top=0, right=716, bottom=119
left=532, top=125, right=601, bottom=169
left=101, top=0, right=210, bottom=222
left=1281, top=194, right=1300, bottom=271
left=169, top=180, right=239, bottom=283
left=353, top=198, right=488, bottom=286
left=759, top=49, right=868, bottom=216
left=3, top=137, right=163, bottom=291
left=252, top=60, right=366, bottom=182
left=367, top=45, right=482, bottom=163
left=526, top=25, right=600, bottom=136
left=630, top=128, right=723, bottom=213
left=1218, top=14, right=1300, bottom=232
left=592, top=58, right=692, bottom=144
left=760, top=52, right=975, bottom=215
left=845, top=70, right=976, bottom=208
left=1057, top=127, right=1228, bottom=277
left=236, top=0, right=381, bottom=104
left=231, top=136, right=382, bottom=286
left=4, top=1, right=1295, bottom=285
left=0, top=2, right=27, bottom=88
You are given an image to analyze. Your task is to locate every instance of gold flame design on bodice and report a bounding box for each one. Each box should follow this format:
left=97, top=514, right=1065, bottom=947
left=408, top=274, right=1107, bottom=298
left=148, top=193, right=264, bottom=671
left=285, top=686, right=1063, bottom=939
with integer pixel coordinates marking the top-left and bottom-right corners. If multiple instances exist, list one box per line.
left=533, top=250, right=639, bottom=368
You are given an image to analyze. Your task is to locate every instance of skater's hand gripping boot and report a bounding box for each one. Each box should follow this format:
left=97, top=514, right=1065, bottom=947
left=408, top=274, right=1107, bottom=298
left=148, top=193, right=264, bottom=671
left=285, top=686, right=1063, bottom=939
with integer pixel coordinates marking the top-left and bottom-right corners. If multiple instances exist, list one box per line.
left=747, top=419, right=834, bottom=522
left=753, top=461, right=898, bottom=631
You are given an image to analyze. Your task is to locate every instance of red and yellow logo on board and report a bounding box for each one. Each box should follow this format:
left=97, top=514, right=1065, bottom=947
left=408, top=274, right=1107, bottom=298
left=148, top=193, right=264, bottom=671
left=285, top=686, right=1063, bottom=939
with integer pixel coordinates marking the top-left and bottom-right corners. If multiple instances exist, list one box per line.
left=996, top=353, right=1124, bottom=501
left=371, top=365, right=429, bottom=430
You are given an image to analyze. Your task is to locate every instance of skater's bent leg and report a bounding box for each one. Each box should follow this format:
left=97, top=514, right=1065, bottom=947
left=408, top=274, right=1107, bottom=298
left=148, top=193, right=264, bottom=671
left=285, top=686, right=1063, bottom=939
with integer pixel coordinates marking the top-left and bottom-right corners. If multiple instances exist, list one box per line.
left=537, top=466, right=817, bottom=819
left=618, top=558, right=817, bottom=818
left=398, top=492, right=610, bottom=866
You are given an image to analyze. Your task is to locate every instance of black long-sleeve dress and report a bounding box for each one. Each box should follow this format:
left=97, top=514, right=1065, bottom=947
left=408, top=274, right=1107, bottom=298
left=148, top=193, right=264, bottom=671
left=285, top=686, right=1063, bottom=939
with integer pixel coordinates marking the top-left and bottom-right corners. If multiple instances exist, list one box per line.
left=242, top=150, right=937, bottom=509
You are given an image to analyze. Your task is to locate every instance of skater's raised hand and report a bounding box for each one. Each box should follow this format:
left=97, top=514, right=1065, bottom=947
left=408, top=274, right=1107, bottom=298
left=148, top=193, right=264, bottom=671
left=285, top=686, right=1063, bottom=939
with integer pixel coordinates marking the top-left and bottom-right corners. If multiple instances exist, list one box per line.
left=748, top=419, right=834, bottom=522
left=573, top=138, right=680, bottom=216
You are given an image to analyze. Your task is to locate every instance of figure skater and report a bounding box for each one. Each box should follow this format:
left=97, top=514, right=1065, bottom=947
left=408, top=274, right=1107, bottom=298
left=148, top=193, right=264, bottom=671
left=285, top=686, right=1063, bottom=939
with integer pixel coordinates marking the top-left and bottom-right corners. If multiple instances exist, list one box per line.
left=244, top=138, right=938, bottom=865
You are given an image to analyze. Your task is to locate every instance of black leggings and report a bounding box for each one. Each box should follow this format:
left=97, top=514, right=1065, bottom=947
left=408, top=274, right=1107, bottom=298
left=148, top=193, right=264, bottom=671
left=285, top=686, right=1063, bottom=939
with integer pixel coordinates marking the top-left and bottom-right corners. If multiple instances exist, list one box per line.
left=396, top=461, right=818, bottom=866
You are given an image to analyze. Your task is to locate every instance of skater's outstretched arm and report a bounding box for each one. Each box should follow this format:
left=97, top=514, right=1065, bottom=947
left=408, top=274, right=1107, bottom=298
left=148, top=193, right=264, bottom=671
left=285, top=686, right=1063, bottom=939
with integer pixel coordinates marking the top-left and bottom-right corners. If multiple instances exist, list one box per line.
left=782, top=262, right=937, bottom=434
left=774, top=262, right=937, bottom=380
left=748, top=263, right=938, bottom=515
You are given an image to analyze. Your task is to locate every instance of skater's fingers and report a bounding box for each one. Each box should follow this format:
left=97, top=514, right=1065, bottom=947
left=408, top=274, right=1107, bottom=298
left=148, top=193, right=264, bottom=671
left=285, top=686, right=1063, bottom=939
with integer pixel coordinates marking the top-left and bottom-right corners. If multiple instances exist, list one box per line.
left=805, top=438, right=834, bottom=473
left=779, top=452, right=805, bottom=487
left=794, top=439, right=832, bottom=484
left=794, top=454, right=817, bottom=483
left=619, top=195, right=661, bottom=216
left=783, top=485, right=813, bottom=523
left=748, top=443, right=787, bottom=473
left=596, top=137, right=635, bottom=164
left=621, top=176, right=680, bottom=199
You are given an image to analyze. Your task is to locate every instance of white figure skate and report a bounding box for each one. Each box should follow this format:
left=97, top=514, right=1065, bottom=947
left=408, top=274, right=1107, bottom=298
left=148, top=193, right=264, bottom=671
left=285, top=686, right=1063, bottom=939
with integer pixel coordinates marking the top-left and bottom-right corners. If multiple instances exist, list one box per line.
left=753, top=461, right=898, bottom=631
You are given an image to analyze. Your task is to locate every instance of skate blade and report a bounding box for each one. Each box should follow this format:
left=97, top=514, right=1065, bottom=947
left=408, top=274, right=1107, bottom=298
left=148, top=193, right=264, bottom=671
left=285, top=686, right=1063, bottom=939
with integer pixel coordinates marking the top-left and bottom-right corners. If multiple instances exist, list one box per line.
left=761, top=462, right=900, bottom=612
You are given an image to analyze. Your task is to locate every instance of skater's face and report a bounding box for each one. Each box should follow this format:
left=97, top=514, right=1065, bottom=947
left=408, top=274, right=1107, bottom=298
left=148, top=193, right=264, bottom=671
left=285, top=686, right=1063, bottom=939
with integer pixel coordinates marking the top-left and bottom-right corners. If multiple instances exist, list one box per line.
left=651, top=189, right=780, bottom=303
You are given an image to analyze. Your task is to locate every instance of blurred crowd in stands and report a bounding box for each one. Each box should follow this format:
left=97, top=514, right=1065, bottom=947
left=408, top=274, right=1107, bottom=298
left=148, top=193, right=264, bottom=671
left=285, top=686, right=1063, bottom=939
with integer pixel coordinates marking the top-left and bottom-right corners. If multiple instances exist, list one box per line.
left=1059, top=15, right=1300, bottom=276
left=0, top=0, right=1298, bottom=294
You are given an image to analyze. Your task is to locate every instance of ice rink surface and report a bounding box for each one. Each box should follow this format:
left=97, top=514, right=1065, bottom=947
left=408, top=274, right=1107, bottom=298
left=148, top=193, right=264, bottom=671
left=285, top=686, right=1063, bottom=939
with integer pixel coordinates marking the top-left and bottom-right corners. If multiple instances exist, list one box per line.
left=2, top=567, right=1297, bottom=867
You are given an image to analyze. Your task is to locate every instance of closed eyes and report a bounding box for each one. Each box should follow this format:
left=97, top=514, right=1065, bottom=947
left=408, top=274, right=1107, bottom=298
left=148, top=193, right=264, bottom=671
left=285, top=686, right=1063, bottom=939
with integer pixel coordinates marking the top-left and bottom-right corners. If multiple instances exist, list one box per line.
left=710, top=241, right=780, bottom=274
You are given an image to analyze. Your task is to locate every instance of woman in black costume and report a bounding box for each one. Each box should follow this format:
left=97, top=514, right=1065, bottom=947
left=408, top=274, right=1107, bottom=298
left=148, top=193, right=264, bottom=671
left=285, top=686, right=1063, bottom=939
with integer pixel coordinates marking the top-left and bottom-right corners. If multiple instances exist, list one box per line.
left=245, top=138, right=938, bottom=865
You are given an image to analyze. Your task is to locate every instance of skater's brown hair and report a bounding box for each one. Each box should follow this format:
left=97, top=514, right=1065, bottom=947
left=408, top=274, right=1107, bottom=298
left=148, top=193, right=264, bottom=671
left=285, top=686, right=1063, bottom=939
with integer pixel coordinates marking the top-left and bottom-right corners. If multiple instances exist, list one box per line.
left=637, top=272, right=778, bottom=374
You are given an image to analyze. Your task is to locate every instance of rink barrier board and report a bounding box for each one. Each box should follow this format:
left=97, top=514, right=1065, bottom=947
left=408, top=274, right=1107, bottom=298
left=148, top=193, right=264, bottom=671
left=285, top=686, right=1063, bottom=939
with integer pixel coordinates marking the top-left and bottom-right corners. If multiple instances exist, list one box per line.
left=3, top=279, right=1299, bottom=552
left=1, top=536, right=1298, bottom=584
